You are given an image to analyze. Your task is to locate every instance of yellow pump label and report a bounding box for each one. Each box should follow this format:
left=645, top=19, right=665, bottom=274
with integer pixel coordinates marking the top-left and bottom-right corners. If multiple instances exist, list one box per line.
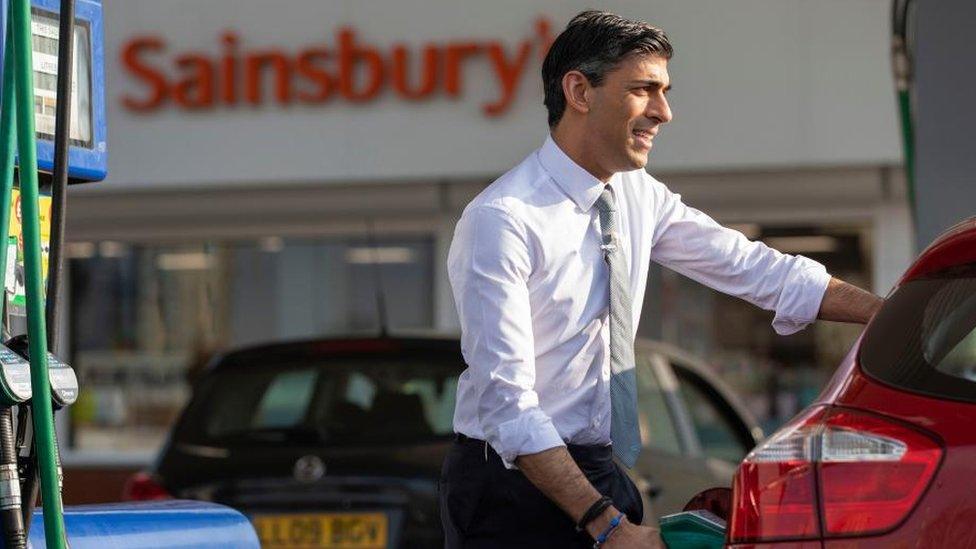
left=4, top=188, right=51, bottom=315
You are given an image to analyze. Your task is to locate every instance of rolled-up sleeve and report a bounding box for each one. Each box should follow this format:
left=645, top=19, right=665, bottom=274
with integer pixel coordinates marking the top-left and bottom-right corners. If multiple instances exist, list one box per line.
left=648, top=179, right=831, bottom=335
left=447, top=204, right=564, bottom=468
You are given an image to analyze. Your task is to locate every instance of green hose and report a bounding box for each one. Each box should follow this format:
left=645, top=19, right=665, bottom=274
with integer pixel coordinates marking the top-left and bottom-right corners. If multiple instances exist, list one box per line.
left=891, top=2, right=916, bottom=222
left=896, top=83, right=915, bottom=215
left=897, top=88, right=915, bottom=212
left=9, top=0, right=67, bottom=545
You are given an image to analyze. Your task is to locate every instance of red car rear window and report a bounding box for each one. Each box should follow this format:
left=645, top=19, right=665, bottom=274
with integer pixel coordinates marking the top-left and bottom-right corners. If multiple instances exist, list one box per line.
left=860, top=264, right=976, bottom=403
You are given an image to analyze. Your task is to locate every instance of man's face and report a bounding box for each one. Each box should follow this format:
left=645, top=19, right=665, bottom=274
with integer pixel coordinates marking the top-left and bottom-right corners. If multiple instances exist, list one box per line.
left=585, top=54, right=672, bottom=175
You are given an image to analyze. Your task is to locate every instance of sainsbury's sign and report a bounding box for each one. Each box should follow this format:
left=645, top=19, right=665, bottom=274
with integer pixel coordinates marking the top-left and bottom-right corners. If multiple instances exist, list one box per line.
left=121, top=18, right=554, bottom=117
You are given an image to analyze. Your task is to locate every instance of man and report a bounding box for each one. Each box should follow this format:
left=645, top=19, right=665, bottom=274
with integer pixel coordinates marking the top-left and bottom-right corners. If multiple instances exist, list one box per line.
left=441, top=10, right=882, bottom=548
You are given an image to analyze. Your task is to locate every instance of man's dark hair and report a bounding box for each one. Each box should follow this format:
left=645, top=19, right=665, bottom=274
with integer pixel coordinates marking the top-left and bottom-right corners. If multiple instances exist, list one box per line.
left=542, top=10, right=673, bottom=127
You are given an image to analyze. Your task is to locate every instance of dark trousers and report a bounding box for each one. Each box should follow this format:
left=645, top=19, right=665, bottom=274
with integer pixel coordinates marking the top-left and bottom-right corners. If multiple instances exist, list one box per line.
left=439, top=435, right=643, bottom=548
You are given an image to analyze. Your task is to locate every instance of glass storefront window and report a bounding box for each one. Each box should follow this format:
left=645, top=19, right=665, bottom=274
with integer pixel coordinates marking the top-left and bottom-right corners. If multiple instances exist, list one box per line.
left=640, top=225, right=871, bottom=434
left=67, top=236, right=434, bottom=454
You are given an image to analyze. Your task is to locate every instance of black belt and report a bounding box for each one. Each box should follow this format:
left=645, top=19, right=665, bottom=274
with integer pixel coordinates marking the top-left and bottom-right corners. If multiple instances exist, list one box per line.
left=454, top=433, right=613, bottom=463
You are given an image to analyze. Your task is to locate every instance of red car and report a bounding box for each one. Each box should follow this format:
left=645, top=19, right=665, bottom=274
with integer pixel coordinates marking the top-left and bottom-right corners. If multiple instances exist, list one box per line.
left=728, top=218, right=976, bottom=548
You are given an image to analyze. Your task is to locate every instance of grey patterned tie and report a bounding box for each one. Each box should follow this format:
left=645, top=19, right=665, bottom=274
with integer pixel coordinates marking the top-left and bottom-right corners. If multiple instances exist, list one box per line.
left=596, top=185, right=641, bottom=468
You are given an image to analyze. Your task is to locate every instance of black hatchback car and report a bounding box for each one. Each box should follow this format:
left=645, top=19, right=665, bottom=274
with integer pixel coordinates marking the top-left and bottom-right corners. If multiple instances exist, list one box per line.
left=125, top=336, right=761, bottom=548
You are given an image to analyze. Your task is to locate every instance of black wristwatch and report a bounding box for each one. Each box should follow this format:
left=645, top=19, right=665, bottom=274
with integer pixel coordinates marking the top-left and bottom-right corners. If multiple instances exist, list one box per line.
left=576, top=495, right=614, bottom=533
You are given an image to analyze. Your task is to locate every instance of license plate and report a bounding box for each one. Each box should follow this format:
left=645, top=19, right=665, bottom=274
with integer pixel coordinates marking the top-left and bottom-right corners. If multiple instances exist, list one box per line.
left=252, top=512, right=388, bottom=548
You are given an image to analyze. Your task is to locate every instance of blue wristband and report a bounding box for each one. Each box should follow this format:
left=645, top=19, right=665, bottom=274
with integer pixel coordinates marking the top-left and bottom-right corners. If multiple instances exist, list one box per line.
left=592, top=512, right=625, bottom=548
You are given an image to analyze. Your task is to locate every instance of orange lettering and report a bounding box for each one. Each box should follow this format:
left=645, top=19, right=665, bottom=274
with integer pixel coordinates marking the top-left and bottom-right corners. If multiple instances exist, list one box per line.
left=444, top=42, right=481, bottom=97
left=391, top=44, right=439, bottom=100
left=121, top=19, right=554, bottom=115
left=337, top=28, right=384, bottom=102
left=173, top=54, right=215, bottom=109
left=121, top=37, right=168, bottom=111
left=221, top=31, right=239, bottom=105
left=535, top=17, right=554, bottom=60
left=245, top=51, right=293, bottom=105
left=296, top=48, right=334, bottom=103
left=483, top=41, right=531, bottom=116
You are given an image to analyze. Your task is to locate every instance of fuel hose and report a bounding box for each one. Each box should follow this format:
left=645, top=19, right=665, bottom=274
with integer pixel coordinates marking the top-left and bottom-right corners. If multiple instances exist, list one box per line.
left=0, top=407, right=25, bottom=548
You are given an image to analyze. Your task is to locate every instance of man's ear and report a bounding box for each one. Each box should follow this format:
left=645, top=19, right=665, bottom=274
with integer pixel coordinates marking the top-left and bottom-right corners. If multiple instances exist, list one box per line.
left=561, top=70, right=591, bottom=116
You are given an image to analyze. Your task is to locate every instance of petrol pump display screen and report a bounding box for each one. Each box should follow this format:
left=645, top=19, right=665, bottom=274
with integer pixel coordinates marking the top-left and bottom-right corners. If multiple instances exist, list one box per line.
left=31, top=8, right=93, bottom=149
left=1, top=0, right=106, bottom=182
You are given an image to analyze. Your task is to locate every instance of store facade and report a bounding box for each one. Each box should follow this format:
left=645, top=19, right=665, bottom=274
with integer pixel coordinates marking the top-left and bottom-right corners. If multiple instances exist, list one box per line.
left=62, top=0, right=911, bottom=472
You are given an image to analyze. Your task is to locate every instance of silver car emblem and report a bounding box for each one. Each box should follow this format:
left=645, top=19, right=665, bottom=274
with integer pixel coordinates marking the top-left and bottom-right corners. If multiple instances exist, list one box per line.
left=293, top=455, right=326, bottom=483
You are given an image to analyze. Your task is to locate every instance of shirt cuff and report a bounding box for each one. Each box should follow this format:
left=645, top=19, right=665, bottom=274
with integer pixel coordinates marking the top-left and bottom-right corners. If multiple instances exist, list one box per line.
left=771, top=255, right=832, bottom=336
left=488, top=409, right=565, bottom=470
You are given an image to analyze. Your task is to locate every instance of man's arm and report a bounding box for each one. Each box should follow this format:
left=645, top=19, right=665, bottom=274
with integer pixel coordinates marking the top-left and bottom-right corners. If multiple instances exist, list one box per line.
left=517, top=448, right=662, bottom=546
left=449, top=205, right=564, bottom=466
left=646, top=177, right=833, bottom=336
left=818, top=277, right=883, bottom=323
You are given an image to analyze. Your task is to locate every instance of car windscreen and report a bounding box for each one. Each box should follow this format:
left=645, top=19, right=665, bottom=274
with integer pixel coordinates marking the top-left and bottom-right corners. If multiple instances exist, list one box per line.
left=178, top=357, right=460, bottom=447
left=860, top=264, right=976, bottom=403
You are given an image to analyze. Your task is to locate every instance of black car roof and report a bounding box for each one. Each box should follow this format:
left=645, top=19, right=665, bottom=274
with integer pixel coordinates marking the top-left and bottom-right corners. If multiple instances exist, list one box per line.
left=207, top=335, right=463, bottom=373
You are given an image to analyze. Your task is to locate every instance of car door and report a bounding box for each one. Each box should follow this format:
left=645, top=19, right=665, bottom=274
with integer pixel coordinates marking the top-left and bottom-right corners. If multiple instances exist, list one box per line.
left=669, top=358, right=757, bottom=469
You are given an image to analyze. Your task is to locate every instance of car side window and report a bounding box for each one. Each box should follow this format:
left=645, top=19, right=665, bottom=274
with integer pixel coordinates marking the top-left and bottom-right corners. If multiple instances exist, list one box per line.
left=672, top=364, right=750, bottom=463
left=635, top=355, right=682, bottom=455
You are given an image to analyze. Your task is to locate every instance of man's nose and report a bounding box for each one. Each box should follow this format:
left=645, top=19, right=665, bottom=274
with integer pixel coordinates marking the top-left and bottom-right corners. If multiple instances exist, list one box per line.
left=647, top=95, right=673, bottom=125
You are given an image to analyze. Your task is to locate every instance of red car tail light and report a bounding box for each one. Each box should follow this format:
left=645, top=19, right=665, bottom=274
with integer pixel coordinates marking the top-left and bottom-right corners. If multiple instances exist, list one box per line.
left=730, top=407, right=825, bottom=541
left=122, top=472, right=173, bottom=501
left=817, top=409, right=942, bottom=535
left=730, top=407, right=942, bottom=543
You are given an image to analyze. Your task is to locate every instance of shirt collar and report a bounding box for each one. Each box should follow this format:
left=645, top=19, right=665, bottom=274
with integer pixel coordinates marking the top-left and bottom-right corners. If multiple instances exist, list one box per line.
left=537, top=135, right=608, bottom=211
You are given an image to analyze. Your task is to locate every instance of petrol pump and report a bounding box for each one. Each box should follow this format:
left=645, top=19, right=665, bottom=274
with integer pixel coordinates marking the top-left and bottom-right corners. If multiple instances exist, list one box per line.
left=0, top=0, right=103, bottom=547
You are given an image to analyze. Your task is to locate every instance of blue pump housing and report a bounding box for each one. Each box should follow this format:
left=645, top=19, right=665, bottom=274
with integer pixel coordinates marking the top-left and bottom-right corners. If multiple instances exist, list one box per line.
left=15, top=500, right=260, bottom=548
left=0, top=0, right=106, bottom=182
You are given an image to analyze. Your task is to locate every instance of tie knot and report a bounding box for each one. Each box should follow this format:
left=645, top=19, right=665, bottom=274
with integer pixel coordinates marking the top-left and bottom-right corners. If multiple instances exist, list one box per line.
left=596, top=186, right=618, bottom=239
left=596, top=186, right=616, bottom=214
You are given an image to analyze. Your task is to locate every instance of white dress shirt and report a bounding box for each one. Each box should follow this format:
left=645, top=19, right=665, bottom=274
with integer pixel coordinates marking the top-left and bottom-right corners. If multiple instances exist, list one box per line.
left=447, top=136, right=831, bottom=469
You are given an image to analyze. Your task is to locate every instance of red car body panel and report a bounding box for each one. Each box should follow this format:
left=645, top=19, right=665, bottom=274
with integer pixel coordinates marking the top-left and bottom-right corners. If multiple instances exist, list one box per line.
left=728, top=541, right=823, bottom=549
left=900, top=218, right=976, bottom=283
